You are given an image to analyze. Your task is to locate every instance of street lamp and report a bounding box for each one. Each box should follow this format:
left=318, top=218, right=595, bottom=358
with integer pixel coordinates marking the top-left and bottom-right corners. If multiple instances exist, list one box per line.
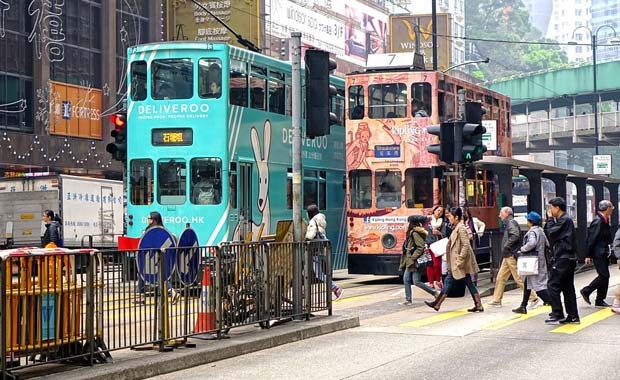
left=442, top=58, right=490, bottom=73
left=568, top=25, right=620, bottom=155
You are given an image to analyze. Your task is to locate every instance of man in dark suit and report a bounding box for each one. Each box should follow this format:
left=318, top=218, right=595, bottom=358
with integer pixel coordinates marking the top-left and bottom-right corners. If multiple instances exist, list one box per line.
left=581, top=200, right=614, bottom=308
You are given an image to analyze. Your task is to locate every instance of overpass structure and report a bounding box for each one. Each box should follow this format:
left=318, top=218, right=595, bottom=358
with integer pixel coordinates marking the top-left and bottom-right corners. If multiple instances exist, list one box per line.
left=488, top=61, right=620, bottom=154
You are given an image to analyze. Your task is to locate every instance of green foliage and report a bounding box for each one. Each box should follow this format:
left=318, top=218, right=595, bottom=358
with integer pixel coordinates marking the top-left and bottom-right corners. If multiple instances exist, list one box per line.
left=465, top=0, right=568, bottom=81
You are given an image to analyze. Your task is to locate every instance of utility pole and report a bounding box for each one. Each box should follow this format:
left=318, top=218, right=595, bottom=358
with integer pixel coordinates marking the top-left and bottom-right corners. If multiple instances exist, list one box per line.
left=431, top=0, right=438, bottom=71
left=290, top=32, right=302, bottom=318
left=457, top=89, right=466, bottom=208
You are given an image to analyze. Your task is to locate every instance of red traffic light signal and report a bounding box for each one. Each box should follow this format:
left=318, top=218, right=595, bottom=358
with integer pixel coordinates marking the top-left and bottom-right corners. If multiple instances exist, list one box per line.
left=110, top=113, right=127, bottom=130
left=107, top=112, right=127, bottom=163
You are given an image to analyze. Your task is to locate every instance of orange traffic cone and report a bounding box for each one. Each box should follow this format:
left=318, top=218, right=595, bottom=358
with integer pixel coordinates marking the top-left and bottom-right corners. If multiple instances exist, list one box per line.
left=194, top=265, right=216, bottom=333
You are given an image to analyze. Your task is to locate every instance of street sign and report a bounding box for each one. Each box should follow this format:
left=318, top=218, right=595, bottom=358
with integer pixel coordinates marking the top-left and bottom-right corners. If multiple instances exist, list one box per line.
left=593, top=155, right=612, bottom=175
left=137, top=226, right=177, bottom=285
left=482, top=120, right=497, bottom=151
left=176, top=228, right=200, bottom=285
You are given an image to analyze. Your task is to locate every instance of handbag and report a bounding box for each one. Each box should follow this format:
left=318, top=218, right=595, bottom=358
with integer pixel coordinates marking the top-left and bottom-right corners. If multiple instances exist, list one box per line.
left=517, top=255, right=539, bottom=276
left=429, top=237, right=448, bottom=257
left=416, top=249, right=433, bottom=268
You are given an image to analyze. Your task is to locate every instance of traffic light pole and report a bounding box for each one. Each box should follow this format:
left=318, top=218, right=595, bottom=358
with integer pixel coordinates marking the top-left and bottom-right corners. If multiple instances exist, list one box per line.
left=457, top=90, right=466, bottom=209
left=290, top=32, right=303, bottom=319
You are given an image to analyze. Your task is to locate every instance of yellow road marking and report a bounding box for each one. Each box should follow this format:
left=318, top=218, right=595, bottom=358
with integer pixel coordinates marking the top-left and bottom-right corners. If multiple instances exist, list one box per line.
left=551, top=308, right=617, bottom=334
left=400, top=308, right=469, bottom=327
left=334, top=295, right=370, bottom=304
left=483, top=306, right=551, bottom=330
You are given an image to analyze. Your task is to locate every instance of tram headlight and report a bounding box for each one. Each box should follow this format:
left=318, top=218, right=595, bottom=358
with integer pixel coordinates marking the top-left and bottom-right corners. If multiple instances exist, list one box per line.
left=381, top=233, right=397, bottom=249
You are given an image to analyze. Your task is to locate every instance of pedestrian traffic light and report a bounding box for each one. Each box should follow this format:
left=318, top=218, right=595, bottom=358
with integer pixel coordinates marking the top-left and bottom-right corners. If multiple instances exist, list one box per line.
left=427, top=122, right=455, bottom=163
left=456, top=101, right=487, bottom=163
left=106, top=112, right=127, bottom=163
left=305, top=49, right=338, bottom=138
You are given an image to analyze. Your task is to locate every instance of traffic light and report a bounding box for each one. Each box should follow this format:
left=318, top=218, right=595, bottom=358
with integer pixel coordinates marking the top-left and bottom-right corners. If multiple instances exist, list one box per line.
left=106, top=112, right=127, bottom=163
left=427, top=122, right=455, bottom=164
left=305, top=49, right=338, bottom=138
left=456, top=101, right=487, bottom=163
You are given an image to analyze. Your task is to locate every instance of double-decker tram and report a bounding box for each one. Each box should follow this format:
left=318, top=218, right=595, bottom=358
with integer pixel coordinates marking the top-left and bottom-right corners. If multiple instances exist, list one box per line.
left=345, top=56, right=512, bottom=275
left=125, top=42, right=348, bottom=268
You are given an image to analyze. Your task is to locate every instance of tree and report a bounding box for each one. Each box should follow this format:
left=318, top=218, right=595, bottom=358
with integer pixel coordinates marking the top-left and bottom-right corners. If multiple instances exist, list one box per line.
left=465, top=0, right=568, bottom=82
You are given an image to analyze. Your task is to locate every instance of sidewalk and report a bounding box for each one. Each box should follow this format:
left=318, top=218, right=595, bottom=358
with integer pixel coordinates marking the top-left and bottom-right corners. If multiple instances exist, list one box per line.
left=23, top=315, right=358, bottom=380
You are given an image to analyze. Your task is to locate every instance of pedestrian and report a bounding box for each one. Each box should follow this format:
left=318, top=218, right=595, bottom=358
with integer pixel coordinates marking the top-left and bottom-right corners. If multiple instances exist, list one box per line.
left=425, top=207, right=483, bottom=312
left=134, top=211, right=180, bottom=305
left=544, top=197, right=580, bottom=324
left=305, top=204, right=343, bottom=300
left=489, top=206, right=538, bottom=307
left=580, top=200, right=614, bottom=308
left=400, top=215, right=438, bottom=305
left=512, top=212, right=553, bottom=314
left=42, top=209, right=62, bottom=248
left=425, top=205, right=445, bottom=289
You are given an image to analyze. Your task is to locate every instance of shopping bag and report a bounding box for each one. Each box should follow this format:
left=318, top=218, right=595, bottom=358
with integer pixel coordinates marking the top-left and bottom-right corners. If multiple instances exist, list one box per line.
left=517, top=255, right=539, bottom=276
left=429, top=237, right=448, bottom=257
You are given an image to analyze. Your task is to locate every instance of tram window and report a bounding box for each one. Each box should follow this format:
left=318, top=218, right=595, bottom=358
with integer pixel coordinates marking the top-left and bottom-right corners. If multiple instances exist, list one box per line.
left=190, top=158, right=222, bottom=205
left=285, top=77, right=292, bottom=116
left=152, top=59, right=193, bottom=100
left=438, top=91, right=456, bottom=121
left=250, top=65, right=266, bottom=110
left=286, top=168, right=293, bottom=209
left=349, top=85, right=365, bottom=120
left=268, top=72, right=285, bottom=115
left=332, top=89, right=345, bottom=125
left=198, top=58, right=222, bottom=99
left=303, top=169, right=326, bottom=209
left=376, top=169, right=401, bottom=209
left=349, top=169, right=371, bottom=209
left=411, top=82, right=431, bottom=118
left=130, top=61, right=147, bottom=101
left=404, top=168, right=432, bottom=208
left=230, top=59, right=248, bottom=107
left=157, top=159, right=187, bottom=205
left=369, top=83, right=407, bottom=119
left=130, top=159, right=153, bottom=205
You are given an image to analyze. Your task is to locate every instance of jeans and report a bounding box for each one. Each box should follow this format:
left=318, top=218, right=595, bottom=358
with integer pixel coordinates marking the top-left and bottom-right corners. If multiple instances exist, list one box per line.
left=441, top=272, right=479, bottom=296
left=403, top=268, right=436, bottom=301
left=313, top=256, right=337, bottom=290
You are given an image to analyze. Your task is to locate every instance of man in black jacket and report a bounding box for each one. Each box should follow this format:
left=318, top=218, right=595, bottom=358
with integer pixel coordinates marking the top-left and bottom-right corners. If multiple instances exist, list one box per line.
left=544, top=197, right=579, bottom=324
left=580, top=200, right=614, bottom=307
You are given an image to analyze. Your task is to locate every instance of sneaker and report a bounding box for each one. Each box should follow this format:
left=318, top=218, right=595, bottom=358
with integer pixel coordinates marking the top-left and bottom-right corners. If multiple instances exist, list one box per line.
left=580, top=289, right=592, bottom=305
left=333, top=287, right=343, bottom=300
left=528, top=298, right=540, bottom=309
left=512, top=306, right=527, bottom=314
left=545, top=317, right=561, bottom=324
left=399, top=300, right=413, bottom=306
left=611, top=306, right=620, bottom=314
left=488, top=300, right=502, bottom=307
left=170, top=289, right=181, bottom=305
left=559, top=316, right=580, bottom=324
left=594, top=300, right=611, bottom=308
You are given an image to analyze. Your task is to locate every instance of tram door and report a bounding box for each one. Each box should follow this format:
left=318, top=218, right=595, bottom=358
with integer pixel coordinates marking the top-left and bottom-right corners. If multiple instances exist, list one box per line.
left=238, top=162, right=253, bottom=240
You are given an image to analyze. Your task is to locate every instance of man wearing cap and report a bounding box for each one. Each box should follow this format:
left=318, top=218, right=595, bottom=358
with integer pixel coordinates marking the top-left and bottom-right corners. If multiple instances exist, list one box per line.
left=581, top=200, right=614, bottom=308
left=489, top=206, right=538, bottom=307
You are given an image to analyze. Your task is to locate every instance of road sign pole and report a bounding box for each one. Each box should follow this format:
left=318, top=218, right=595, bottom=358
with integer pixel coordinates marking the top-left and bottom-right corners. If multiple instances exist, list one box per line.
left=291, top=32, right=303, bottom=319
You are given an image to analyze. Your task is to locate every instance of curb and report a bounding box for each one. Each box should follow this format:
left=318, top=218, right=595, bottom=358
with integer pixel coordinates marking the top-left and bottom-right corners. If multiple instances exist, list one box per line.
left=39, top=316, right=359, bottom=380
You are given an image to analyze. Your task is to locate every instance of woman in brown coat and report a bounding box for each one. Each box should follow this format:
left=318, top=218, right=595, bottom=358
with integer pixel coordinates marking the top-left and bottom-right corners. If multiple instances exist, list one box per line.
left=425, top=207, right=483, bottom=312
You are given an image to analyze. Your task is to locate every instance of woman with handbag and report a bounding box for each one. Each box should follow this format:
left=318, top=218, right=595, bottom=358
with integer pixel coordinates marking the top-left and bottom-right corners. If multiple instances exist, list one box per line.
left=399, top=215, right=438, bottom=305
left=512, top=211, right=553, bottom=314
left=425, top=207, right=483, bottom=312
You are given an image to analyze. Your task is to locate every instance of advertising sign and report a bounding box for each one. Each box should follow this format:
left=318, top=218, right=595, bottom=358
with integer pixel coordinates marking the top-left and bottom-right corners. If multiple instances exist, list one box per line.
left=389, top=14, right=451, bottom=70
left=49, top=81, right=102, bottom=139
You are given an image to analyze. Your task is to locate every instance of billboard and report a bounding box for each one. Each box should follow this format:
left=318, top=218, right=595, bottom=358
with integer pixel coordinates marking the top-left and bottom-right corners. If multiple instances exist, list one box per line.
left=49, top=81, right=102, bottom=139
left=170, top=0, right=261, bottom=48
left=389, top=14, right=451, bottom=70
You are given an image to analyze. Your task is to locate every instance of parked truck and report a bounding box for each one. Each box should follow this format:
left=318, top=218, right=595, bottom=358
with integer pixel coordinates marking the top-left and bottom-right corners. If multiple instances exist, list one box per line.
left=0, top=174, right=123, bottom=248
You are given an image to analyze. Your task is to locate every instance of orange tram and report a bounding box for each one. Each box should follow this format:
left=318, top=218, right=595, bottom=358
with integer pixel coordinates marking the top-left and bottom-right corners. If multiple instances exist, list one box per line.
left=344, top=59, right=511, bottom=275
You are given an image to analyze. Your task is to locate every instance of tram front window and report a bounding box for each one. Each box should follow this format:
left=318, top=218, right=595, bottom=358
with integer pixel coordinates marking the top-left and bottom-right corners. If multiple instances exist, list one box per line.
left=376, top=169, right=402, bottom=208
left=158, top=159, right=187, bottom=205
left=191, top=158, right=222, bottom=205
left=130, top=159, right=154, bottom=205
left=152, top=59, right=193, bottom=100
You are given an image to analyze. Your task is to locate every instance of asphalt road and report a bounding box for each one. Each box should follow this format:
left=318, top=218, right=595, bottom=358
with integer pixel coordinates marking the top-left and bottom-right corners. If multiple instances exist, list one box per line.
left=147, top=267, right=620, bottom=380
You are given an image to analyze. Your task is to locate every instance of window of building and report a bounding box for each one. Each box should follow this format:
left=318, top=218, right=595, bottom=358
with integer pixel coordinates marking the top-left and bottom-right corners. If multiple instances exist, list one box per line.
left=130, top=159, right=154, bottom=205
left=368, top=83, right=407, bottom=119
left=190, top=158, right=222, bottom=205
left=349, top=169, right=372, bottom=209
left=198, top=58, right=222, bottom=99
left=348, top=85, right=365, bottom=120
left=152, top=59, right=193, bottom=100
left=376, top=169, right=402, bottom=208
left=157, top=159, right=187, bottom=205
left=230, top=59, right=248, bottom=107
left=303, top=169, right=327, bottom=210
left=404, top=168, right=433, bottom=208
left=130, top=61, right=147, bottom=101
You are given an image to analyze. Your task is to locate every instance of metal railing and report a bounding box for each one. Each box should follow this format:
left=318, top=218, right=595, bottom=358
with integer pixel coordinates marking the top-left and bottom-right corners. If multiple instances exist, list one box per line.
left=512, top=110, right=620, bottom=138
left=1, top=241, right=332, bottom=378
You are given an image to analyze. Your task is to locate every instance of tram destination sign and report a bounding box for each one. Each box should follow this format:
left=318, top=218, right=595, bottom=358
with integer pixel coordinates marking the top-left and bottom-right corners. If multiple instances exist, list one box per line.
left=152, top=128, right=193, bottom=146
